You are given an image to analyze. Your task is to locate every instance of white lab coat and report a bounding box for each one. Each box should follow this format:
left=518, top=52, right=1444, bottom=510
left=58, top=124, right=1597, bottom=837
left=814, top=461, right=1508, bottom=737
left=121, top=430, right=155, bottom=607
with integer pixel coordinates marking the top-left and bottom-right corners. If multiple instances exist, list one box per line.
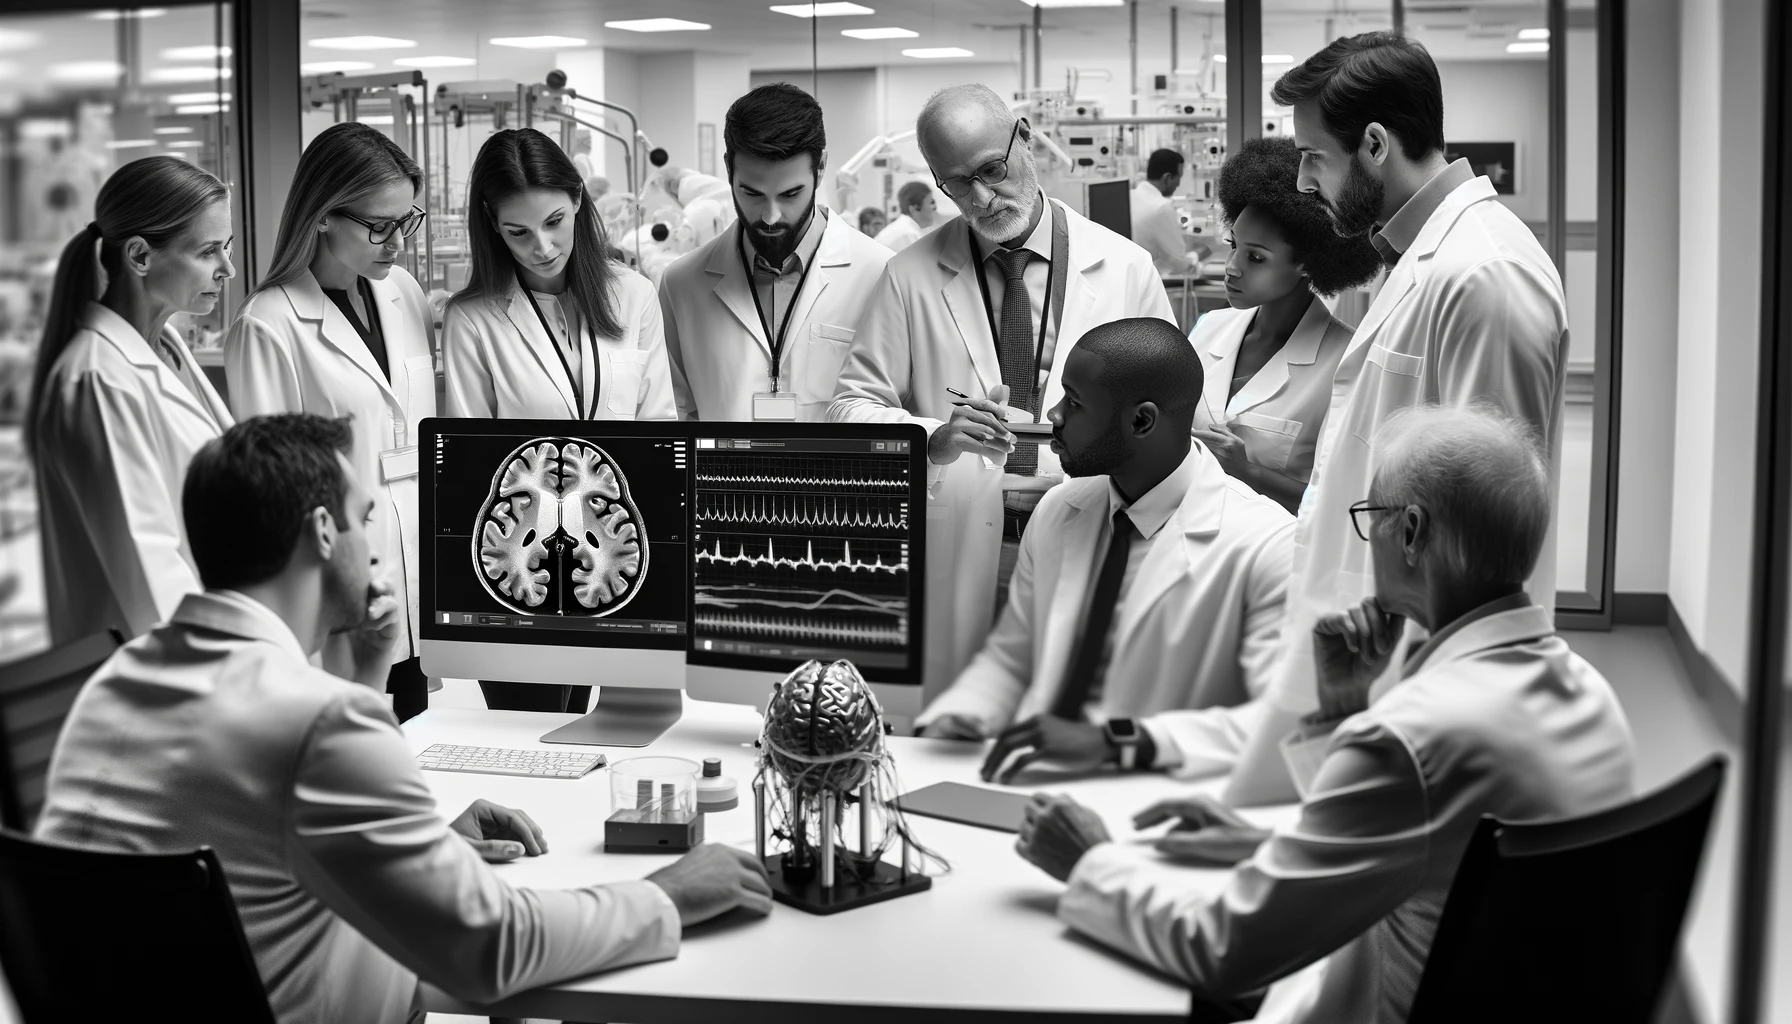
left=224, top=267, right=438, bottom=660
left=916, top=445, right=1294, bottom=776
left=441, top=268, right=676, bottom=421
left=1131, top=181, right=1194, bottom=273
left=675, top=171, right=732, bottom=207
left=1058, top=601, right=1635, bottom=1023
left=33, top=302, right=233, bottom=644
left=873, top=214, right=925, bottom=254
left=829, top=199, right=1176, bottom=698
left=1225, top=175, right=1570, bottom=805
left=660, top=212, right=893, bottom=421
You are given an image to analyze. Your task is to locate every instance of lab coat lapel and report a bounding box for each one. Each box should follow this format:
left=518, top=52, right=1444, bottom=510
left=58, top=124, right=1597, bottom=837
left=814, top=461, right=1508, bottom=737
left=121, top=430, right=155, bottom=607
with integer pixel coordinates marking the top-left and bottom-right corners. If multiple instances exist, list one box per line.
left=1344, top=178, right=1498, bottom=362
left=784, top=215, right=849, bottom=346
left=1037, top=488, right=1108, bottom=706
left=938, top=222, right=1003, bottom=394
left=1225, top=299, right=1327, bottom=417
left=1113, top=449, right=1226, bottom=651
left=1341, top=258, right=1415, bottom=362
left=1036, top=214, right=1101, bottom=418
left=1197, top=311, right=1249, bottom=424
left=499, top=286, right=579, bottom=417
left=289, top=272, right=401, bottom=411
left=83, top=304, right=224, bottom=431
left=707, top=223, right=774, bottom=361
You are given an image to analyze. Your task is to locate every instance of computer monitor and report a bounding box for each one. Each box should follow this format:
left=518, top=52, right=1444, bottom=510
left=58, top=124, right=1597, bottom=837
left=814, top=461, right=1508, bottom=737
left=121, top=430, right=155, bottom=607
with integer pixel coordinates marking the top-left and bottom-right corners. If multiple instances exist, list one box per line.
left=419, top=421, right=693, bottom=746
left=418, top=419, right=930, bottom=744
left=1085, top=177, right=1133, bottom=239
left=683, top=424, right=928, bottom=722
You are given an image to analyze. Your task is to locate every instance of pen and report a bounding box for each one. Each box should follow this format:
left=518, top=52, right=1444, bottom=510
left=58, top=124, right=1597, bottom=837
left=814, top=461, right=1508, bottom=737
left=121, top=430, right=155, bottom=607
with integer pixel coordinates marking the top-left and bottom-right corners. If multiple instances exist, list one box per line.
left=946, top=387, right=970, bottom=400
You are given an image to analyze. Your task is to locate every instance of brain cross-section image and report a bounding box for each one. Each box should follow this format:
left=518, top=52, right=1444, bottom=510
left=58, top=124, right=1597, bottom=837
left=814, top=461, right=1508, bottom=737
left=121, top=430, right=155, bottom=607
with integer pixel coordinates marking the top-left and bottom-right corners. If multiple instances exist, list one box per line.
left=473, top=438, right=649, bottom=616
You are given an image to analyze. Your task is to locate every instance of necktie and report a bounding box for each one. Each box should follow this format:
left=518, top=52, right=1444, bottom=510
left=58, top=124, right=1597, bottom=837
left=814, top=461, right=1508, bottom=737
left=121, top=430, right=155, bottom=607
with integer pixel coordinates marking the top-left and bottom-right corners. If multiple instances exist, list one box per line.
left=994, top=246, right=1039, bottom=475
left=1050, top=508, right=1135, bottom=721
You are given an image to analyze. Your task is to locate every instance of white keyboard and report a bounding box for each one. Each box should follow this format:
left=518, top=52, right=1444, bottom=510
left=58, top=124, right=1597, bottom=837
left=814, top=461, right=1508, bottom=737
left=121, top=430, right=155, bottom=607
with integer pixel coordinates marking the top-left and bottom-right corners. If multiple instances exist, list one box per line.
left=417, top=744, right=607, bottom=779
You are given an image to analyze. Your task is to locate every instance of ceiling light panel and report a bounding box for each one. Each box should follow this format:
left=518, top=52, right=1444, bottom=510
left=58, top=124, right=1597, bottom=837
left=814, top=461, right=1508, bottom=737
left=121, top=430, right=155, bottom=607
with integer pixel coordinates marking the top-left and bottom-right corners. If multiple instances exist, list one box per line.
left=394, top=56, right=478, bottom=67
left=88, top=8, right=166, bottom=19
left=903, top=47, right=974, bottom=58
left=489, top=35, right=589, bottom=47
left=842, top=27, right=917, bottom=39
left=50, top=61, right=123, bottom=82
left=174, top=104, right=227, bottom=115
left=1019, top=0, right=1125, bottom=7
left=149, top=66, right=232, bottom=83
left=308, top=36, right=417, bottom=50
left=154, top=126, right=194, bottom=135
left=161, top=45, right=231, bottom=60
left=1506, top=41, right=1549, bottom=53
left=603, top=20, right=711, bottom=32
left=1518, top=27, right=1550, bottom=40
left=771, top=3, right=875, bottom=16
left=166, top=92, right=228, bottom=104
left=0, top=29, right=41, bottom=52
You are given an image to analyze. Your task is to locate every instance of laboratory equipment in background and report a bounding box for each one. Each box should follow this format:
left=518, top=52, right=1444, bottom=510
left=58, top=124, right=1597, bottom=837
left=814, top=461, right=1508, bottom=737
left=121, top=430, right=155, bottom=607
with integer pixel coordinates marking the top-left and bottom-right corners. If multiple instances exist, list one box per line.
left=697, top=758, right=739, bottom=812
left=607, top=756, right=703, bottom=853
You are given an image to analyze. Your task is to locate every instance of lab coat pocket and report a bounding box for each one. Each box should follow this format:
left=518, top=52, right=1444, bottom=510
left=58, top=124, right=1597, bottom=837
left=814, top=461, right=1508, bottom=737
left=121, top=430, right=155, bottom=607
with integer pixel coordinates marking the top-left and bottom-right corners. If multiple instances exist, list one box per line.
left=1231, top=411, right=1302, bottom=472
left=403, top=355, right=435, bottom=418
left=606, top=350, right=648, bottom=419
left=1350, top=342, right=1426, bottom=443
left=798, top=324, right=855, bottom=405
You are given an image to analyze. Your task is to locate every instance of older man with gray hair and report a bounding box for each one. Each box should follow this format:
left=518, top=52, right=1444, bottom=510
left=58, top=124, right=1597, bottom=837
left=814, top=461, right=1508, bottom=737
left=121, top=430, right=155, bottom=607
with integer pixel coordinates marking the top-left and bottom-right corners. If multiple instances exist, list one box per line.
left=1014, top=405, right=1636, bottom=1024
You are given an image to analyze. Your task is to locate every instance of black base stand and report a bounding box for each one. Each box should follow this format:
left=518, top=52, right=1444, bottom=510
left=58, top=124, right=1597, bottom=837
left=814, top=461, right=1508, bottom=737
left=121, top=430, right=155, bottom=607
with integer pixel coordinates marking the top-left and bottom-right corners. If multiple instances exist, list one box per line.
left=539, top=687, right=683, bottom=747
left=762, top=854, right=932, bottom=915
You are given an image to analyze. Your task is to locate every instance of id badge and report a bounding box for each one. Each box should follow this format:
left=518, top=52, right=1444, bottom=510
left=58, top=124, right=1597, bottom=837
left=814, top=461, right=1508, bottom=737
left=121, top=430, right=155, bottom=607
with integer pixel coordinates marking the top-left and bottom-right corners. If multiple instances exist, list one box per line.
left=752, top=391, right=799, bottom=421
left=380, top=445, right=419, bottom=483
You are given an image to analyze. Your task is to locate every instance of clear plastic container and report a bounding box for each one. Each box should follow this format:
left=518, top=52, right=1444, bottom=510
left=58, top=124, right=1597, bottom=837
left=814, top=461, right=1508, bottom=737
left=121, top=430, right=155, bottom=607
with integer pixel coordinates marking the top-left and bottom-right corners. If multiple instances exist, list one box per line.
left=609, top=756, right=699, bottom=822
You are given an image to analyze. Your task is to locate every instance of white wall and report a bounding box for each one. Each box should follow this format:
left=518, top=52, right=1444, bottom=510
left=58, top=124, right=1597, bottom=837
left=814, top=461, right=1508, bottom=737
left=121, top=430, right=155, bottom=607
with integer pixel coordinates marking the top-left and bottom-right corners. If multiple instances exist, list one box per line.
left=1432, top=59, right=1552, bottom=225
left=691, top=52, right=752, bottom=177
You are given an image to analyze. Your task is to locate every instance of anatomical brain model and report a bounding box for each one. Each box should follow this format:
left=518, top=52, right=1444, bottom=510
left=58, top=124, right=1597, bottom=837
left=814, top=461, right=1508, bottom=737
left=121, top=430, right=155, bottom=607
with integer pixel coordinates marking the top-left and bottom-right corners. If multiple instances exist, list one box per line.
left=473, top=438, right=648, bottom=616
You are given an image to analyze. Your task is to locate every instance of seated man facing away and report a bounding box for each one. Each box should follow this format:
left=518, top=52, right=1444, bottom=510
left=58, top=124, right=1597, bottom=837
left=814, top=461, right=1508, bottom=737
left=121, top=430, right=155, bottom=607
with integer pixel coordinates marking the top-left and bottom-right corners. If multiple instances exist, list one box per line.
left=1014, top=405, right=1636, bottom=1023
left=916, top=317, right=1295, bottom=783
left=35, top=414, right=772, bottom=1024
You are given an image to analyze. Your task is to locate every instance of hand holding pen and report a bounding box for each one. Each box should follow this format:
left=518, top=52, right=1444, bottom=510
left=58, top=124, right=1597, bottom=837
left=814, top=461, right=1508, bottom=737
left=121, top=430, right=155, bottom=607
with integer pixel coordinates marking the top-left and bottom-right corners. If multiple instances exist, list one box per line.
left=929, top=385, right=1016, bottom=467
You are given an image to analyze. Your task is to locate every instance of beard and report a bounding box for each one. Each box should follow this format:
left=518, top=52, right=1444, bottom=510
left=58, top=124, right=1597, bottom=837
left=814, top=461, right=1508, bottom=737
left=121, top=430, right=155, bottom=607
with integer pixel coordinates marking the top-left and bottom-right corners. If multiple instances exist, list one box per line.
left=322, top=555, right=368, bottom=636
left=1057, top=418, right=1131, bottom=479
left=1321, top=154, right=1386, bottom=239
left=736, top=194, right=816, bottom=267
left=962, top=158, right=1041, bottom=246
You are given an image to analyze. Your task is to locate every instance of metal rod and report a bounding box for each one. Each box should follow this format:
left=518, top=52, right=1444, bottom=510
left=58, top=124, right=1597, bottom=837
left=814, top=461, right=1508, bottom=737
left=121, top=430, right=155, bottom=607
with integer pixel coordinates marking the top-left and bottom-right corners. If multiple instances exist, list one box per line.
left=1019, top=26, right=1028, bottom=96
left=1171, top=6, right=1179, bottom=79
left=1130, top=0, right=1139, bottom=116
left=858, top=785, right=872, bottom=857
left=753, top=778, right=767, bottom=861
left=1033, top=5, right=1043, bottom=91
left=900, top=832, right=910, bottom=882
left=819, top=792, right=836, bottom=889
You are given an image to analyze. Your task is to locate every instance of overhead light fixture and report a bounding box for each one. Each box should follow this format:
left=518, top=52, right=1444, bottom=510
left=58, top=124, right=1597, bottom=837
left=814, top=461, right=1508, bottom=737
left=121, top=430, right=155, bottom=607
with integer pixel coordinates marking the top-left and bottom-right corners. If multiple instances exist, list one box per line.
left=358, top=115, right=395, bottom=125
left=174, top=104, right=228, bottom=115
left=0, top=29, right=40, bottom=52
left=301, top=61, right=375, bottom=73
left=149, top=66, right=233, bottom=83
left=50, top=61, right=124, bottom=83
left=154, top=126, right=194, bottom=135
left=771, top=3, right=875, bottom=16
left=1518, top=27, right=1550, bottom=40
left=308, top=36, right=417, bottom=50
left=105, top=139, right=156, bottom=149
left=903, top=47, right=974, bottom=58
left=1212, top=53, right=1227, bottom=62
left=166, top=92, right=228, bottom=105
left=395, top=55, right=478, bottom=68
left=490, top=35, right=590, bottom=47
left=1506, top=41, right=1549, bottom=53
left=1261, top=54, right=1294, bottom=63
left=842, top=27, right=917, bottom=39
left=88, top=8, right=166, bottom=19
left=161, top=45, right=231, bottom=61
left=1018, top=0, right=1125, bottom=7
left=166, top=140, right=205, bottom=149
left=604, top=19, right=712, bottom=32
left=20, top=119, right=71, bottom=141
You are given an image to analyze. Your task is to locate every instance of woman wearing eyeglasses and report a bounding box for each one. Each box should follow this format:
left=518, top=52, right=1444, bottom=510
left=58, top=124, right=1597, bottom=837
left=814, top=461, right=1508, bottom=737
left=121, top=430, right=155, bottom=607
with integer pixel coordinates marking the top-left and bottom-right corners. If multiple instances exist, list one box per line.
left=224, top=121, right=437, bottom=720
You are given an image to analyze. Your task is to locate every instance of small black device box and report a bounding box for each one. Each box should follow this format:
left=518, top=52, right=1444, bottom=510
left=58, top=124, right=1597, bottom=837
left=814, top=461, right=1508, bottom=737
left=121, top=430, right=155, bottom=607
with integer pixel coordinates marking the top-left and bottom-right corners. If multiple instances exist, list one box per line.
left=605, top=813, right=704, bottom=853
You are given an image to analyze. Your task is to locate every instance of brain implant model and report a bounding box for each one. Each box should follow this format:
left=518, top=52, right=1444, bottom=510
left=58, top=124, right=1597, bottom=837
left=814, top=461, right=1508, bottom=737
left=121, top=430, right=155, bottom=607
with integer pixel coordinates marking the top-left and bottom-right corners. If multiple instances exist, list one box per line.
left=752, top=660, right=943, bottom=914
left=474, top=437, right=648, bottom=616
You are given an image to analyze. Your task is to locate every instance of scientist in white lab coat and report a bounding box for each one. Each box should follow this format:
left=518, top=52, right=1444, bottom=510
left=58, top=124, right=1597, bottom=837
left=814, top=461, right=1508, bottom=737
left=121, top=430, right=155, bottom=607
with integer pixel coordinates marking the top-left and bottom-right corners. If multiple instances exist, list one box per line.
left=441, top=128, right=674, bottom=713
left=1131, top=149, right=1198, bottom=274
left=830, top=83, right=1174, bottom=698
left=28, top=155, right=235, bottom=645
left=659, top=83, right=893, bottom=422
left=1224, top=33, right=1572, bottom=805
left=916, top=319, right=1293, bottom=784
left=872, top=180, right=941, bottom=254
left=1015, top=406, right=1634, bottom=1024
left=225, top=122, right=437, bottom=720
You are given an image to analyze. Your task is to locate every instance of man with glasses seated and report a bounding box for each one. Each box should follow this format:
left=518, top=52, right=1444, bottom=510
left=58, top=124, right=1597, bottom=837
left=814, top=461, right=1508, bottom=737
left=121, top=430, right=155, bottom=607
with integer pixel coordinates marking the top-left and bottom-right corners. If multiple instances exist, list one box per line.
left=1014, top=404, right=1635, bottom=1024
left=830, top=83, right=1175, bottom=698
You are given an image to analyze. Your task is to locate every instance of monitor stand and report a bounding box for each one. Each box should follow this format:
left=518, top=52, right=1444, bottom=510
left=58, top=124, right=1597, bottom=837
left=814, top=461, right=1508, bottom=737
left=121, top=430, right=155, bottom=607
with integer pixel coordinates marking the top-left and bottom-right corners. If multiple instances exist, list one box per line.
left=540, top=687, right=684, bottom=747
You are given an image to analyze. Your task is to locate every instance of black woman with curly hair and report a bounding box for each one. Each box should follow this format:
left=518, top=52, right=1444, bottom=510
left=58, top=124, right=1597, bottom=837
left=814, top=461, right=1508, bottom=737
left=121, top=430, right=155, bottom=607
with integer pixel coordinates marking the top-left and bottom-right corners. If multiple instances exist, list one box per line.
left=1188, top=135, right=1383, bottom=513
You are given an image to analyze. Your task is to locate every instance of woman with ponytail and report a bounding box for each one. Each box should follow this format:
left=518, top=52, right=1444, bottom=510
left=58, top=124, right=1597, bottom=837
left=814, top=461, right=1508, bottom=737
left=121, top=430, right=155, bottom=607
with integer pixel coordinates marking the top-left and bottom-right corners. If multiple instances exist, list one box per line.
left=28, top=155, right=235, bottom=644
left=225, top=122, right=436, bottom=720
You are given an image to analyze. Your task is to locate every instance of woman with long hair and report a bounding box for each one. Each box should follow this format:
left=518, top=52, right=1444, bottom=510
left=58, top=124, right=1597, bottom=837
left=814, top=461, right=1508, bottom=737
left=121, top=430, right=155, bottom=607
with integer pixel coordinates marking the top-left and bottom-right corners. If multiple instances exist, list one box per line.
left=29, top=155, right=236, bottom=644
left=224, top=122, right=437, bottom=720
left=443, top=127, right=673, bottom=713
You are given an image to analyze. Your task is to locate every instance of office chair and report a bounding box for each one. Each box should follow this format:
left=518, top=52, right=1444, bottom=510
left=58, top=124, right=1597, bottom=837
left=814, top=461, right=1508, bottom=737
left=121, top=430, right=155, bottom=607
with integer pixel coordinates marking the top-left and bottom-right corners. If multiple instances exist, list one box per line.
left=0, top=628, right=123, bottom=832
left=0, top=830, right=276, bottom=1021
left=1407, top=756, right=1726, bottom=1024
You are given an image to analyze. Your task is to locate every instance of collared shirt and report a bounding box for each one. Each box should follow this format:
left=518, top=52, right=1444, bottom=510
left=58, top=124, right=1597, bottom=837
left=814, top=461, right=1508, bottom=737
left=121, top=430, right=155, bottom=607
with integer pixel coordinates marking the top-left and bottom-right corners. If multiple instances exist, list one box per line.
left=977, top=195, right=1059, bottom=396
left=1079, top=449, right=1202, bottom=717
left=746, top=206, right=830, bottom=373
left=1371, top=158, right=1475, bottom=265
left=527, top=288, right=585, bottom=390
left=1402, top=590, right=1533, bottom=678
left=213, top=588, right=309, bottom=662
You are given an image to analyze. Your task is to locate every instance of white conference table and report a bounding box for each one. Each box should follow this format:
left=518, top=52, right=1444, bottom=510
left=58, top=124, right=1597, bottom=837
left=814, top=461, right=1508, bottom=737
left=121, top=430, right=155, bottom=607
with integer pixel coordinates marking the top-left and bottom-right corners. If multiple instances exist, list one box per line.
left=406, top=697, right=1300, bottom=1023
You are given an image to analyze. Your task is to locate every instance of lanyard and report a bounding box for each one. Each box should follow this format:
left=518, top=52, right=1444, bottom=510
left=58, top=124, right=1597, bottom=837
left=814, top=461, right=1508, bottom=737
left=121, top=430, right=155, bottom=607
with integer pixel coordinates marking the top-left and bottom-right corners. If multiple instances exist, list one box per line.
left=969, top=200, right=1070, bottom=420
left=737, top=216, right=820, bottom=394
left=521, top=286, right=597, bottom=419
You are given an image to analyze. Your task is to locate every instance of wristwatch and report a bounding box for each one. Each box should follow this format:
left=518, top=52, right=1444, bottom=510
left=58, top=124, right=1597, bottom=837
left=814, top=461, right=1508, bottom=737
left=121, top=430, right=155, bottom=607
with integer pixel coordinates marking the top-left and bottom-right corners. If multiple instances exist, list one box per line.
left=1103, top=718, right=1142, bottom=771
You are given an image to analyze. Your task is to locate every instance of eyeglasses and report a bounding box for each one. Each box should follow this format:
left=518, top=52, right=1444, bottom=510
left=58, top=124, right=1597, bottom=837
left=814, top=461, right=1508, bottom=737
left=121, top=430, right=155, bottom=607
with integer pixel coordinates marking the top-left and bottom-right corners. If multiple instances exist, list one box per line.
left=933, top=120, right=1021, bottom=200
left=335, top=204, right=428, bottom=245
left=1348, top=500, right=1398, bottom=541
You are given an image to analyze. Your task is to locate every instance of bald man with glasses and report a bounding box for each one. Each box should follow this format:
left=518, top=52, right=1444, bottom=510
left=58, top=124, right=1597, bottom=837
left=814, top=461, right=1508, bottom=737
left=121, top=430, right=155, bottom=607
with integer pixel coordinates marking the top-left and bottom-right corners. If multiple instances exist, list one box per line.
left=830, top=83, right=1175, bottom=699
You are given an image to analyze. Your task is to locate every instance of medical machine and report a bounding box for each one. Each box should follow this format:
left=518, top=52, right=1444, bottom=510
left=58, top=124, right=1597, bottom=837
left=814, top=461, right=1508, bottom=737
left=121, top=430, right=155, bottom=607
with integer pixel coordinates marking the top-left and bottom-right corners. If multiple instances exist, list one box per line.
left=418, top=419, right=929, bottom=745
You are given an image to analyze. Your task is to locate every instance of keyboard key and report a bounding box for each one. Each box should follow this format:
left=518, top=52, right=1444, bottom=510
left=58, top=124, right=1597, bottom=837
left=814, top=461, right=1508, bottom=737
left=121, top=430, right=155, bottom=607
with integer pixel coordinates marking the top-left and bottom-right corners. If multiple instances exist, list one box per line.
left=416, top=744, right=606, bottom=779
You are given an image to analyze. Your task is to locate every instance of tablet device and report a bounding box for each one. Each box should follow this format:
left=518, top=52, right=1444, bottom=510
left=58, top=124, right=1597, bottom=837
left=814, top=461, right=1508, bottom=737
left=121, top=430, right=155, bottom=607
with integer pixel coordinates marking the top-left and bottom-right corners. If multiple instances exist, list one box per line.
left=895, top=781, right=1032, bottom=833
left=1006, top=420, right=1055, bottom=441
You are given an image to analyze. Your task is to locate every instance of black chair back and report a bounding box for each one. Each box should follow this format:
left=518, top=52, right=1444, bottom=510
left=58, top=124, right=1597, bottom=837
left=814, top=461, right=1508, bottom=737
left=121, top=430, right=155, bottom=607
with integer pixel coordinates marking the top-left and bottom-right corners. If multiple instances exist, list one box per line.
left=0, top=829, right=275, bottom=1021
left=0, top=629, right=123, bottom=832
left=1407, top=757, right=1726, bottom=1024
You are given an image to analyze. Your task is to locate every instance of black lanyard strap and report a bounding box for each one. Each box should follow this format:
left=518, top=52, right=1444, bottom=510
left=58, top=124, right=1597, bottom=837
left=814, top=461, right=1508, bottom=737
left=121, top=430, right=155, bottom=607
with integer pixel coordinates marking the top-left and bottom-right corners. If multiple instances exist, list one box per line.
left=737, top=215, right=820, bottom=394
left=521, top=285, right=596, bottom=419
left=970, top=200, right=1070, bottom=420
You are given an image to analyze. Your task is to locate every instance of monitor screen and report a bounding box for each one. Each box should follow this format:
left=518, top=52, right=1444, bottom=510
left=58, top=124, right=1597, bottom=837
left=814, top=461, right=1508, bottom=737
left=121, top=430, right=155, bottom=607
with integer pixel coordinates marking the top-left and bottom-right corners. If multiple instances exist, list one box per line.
left=423, top=423, right=691, bottom=652
left=686, top=429, right=925, bottom=685
left=1086, top=178, right=1133, bottom=239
